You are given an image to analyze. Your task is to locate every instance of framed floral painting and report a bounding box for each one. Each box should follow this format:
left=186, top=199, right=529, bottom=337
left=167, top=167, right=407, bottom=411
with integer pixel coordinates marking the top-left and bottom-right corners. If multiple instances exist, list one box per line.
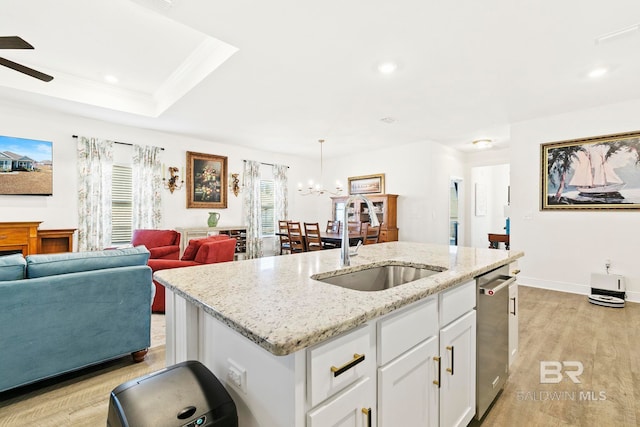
left=186, top=151, right=227, bottom=208
left=541, top=130, right=640, bottom=210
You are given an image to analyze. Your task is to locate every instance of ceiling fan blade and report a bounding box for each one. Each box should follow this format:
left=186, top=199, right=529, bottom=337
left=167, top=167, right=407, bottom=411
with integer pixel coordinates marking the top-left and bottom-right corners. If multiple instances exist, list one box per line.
left=0, top=57, right=53, bottom=82
left=0, top=36, right=34, bottom=50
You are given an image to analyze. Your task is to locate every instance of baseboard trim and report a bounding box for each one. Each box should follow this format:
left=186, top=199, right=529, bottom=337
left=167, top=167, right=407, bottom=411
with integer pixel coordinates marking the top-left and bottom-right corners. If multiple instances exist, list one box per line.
left=518, top=276, right=640, bottom=303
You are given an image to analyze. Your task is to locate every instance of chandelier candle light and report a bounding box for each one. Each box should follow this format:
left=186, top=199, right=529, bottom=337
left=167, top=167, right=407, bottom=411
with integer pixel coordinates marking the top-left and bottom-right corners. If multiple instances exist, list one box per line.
left=298, top=139, right=343, bottom=196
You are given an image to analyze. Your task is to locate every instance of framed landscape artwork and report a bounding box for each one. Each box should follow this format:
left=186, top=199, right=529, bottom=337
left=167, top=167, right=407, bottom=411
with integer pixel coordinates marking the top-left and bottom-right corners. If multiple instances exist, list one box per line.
left=186, top=151, right=228, bottom=208
left=348, top=173, right=385, bottom=195
left=0, top=135, right=53, bottom=196
left=541, top=130, right=640, bottom=210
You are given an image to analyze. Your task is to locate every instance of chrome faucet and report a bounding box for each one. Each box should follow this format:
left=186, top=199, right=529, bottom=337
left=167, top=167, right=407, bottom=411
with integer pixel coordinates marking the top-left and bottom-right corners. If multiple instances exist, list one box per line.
left=341, top=194, right=380, bottom=267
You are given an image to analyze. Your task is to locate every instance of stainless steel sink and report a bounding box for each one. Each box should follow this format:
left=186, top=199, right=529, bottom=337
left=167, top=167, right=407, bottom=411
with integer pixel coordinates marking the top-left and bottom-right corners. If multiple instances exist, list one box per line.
left=312, top=263, right=444, bottom=292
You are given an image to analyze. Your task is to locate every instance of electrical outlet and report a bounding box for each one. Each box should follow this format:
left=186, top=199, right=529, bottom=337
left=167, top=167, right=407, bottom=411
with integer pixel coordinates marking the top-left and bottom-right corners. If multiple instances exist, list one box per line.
left=227, top=359, right=247, bottom=394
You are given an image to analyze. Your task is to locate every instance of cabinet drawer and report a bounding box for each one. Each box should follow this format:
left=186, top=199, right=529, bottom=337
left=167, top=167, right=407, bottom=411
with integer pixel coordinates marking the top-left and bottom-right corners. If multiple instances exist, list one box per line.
left=0, top=229, right=29, bottom=245
left=439, top=280, right=475, bottom=326
left=377, top=297, right=438, bottom=366
left=307, top=323, right=375, bottom=407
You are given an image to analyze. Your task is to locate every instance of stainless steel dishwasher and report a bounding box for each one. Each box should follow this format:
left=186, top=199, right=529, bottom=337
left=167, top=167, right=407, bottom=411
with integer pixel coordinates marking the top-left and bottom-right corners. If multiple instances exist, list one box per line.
left=475, top=265, right=516, bottom=420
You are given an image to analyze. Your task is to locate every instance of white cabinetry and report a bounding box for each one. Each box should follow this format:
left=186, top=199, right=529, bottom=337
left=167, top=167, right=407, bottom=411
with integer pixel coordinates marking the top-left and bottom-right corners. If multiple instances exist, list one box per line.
left=508, top=261, right=520, bottom=367
left=167, top=279, right=480, bottom=427
left=307, top=376, right=375, bottom=427
left=378, top=335, right=439, bottom=426
left=509, top=281, right=518, bottom=367
left=438, top=280, right=476, bottom=427
left=439, top=310, right=476, bottom=427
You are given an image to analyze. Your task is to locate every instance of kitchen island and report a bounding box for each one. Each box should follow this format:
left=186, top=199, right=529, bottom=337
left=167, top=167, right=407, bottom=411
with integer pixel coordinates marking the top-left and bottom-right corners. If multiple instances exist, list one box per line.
left=154, top=242, right=523, bottom=427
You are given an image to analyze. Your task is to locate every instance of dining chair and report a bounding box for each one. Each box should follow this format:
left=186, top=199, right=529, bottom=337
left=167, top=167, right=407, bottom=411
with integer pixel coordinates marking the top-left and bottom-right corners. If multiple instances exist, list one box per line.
left=361, top=223, right=381, bottom=245
left=287, top=222, right=306, bottom=253
left=347, top=221, right=362, bottom=234
left=278, top=220, right=291, bottom=255
left=326, top=220, right=341, bottom=233
left=304, top=222, right=323, bottom=251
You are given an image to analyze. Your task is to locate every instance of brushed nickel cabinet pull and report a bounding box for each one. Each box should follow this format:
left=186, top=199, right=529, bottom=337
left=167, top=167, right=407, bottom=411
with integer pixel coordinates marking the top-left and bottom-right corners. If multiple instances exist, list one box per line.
left=446, top=345, right=455, bottom=375
left=433, top=356, right=441, bottom=388
left=330, top=353, right=365, bottom=377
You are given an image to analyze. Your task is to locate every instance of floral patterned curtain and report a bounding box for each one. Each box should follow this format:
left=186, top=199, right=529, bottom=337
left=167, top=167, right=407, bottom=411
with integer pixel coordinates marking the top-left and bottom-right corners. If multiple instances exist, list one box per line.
left=77, top=136, right=113, bottom=251
left=243, top=160, right=262, bottom=259
left=132, top=144, right=162, bottom=229
left=273, top=163, right=288, bottom=227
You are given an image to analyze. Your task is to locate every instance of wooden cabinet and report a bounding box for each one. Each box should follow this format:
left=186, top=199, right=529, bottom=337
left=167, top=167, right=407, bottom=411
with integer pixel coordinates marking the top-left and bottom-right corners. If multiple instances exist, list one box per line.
left=0, top=222, right=74, bottom=255
left=0, top=222, right=40, bottom=255
left=37, top=229, right=76, bottom=254
left=331, top=194, right=398, bottom=242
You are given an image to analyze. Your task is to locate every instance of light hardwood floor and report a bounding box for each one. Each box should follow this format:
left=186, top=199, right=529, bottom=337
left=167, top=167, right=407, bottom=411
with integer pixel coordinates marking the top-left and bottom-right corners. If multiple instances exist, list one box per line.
left=0, top=288, right=638, bottom=426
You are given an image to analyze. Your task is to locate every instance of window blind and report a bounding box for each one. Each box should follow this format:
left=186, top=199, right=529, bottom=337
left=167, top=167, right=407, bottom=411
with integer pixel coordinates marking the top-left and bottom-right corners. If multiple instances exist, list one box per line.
left=260, top=179, right=275, bottom=236
left=112, top=165, right=132, bottom=243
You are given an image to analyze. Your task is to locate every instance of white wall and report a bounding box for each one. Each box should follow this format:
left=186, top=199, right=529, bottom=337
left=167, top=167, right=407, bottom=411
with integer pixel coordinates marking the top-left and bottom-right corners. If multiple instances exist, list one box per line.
left=469, top=164, right=510, bottom=248
left=0, top=100, right=317, bottom=244
left=323, top=140, right=467, bottom=245
left=510, top=98, right=640, bottom=301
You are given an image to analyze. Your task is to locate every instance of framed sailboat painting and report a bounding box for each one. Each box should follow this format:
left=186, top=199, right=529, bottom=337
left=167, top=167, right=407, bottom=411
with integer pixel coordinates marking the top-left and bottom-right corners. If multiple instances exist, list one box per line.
left=541, top=130, right=640, bottom=210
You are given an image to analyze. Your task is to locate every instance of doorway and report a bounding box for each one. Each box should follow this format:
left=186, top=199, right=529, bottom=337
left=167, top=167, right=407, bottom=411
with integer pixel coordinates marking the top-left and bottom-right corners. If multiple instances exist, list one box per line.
left=449, top=178, right=463, bottom=246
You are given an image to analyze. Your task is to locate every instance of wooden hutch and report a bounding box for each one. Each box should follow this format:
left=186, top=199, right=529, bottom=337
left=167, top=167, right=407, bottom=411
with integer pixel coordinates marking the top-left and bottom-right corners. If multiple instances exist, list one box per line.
left=331, top=194, right=398, bottom=242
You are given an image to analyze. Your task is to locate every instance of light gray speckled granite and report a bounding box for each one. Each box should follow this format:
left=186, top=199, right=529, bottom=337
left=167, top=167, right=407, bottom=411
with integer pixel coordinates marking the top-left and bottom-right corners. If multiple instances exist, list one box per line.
left=154, top=242, right=523, bottom=356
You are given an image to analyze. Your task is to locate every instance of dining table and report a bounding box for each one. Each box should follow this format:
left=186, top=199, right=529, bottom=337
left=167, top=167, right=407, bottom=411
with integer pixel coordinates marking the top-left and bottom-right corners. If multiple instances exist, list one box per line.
left=276, top=230, right=362, bottom=249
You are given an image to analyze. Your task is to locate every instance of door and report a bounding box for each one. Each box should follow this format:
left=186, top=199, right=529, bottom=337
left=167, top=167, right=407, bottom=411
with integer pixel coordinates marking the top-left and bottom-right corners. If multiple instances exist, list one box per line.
left=439, top=310, right=476, bottom=427
left=449, top=178, right=462, bottom=246
left=307, top=376, right=376, bottom=427
left=378, top=336, right=439, bottom=426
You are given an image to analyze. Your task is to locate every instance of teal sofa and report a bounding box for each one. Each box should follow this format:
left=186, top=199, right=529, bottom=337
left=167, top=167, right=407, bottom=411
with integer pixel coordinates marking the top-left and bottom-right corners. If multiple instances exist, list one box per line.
left=0, top=246, right=153, bottom=392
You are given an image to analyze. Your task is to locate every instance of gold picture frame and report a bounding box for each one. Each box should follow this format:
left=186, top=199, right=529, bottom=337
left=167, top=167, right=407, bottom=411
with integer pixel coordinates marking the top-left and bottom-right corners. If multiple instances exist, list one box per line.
left=541, top=130, right=640, bottom=210
left=348, top=173, right=385, bottom=195
left=186, top=151, right=228, bottom=209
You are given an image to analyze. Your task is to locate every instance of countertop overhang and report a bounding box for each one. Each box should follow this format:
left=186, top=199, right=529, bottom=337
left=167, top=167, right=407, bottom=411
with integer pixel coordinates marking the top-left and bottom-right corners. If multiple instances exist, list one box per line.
left=154, top=242, right=524, bottom=356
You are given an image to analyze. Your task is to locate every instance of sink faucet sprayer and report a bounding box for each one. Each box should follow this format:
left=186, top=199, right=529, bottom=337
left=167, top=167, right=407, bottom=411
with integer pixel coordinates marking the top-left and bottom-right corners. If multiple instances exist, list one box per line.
left=341, top=195, right=380, bottom=267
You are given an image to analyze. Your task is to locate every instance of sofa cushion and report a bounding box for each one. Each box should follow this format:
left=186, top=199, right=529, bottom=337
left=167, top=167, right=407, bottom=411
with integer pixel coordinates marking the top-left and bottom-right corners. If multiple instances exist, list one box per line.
left=181, top=235, right=230, bottom=261
left=131, top=229, right=179, bottom=248
left=0, top=253, right=27, bottom=281
left=26, top=246, right=150, bottom=279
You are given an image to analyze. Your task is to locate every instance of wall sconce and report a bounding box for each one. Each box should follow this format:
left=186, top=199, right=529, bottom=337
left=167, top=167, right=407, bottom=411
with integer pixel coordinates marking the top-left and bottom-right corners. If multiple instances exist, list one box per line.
left=230, top=173, right=242, bottom=197
left=163, top=165, right=184, bottom=193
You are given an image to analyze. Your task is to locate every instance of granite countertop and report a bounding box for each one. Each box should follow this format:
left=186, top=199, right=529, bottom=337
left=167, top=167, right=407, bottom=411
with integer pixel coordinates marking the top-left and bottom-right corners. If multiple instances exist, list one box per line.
left=154, top=242, right=524, bottom=356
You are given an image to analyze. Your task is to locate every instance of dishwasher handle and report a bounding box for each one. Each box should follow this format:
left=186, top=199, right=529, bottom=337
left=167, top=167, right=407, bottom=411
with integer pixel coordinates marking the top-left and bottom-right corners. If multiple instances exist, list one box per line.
left=479, top=275, right=516, bottom=296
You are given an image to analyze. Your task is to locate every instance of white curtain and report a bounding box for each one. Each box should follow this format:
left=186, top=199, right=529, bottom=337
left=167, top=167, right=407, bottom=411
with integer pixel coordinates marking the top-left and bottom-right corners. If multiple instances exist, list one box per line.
left=132, top=144, right=162, bottom=229
left=273, top=163, right=288, bottom=224
left=243, top=160, right=263, bottom=259
left=77, top=136, right=113, bottom=251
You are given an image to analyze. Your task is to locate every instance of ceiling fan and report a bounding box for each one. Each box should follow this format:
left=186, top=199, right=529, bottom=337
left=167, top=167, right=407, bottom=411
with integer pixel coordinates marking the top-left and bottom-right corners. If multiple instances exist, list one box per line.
left=0, top=36, right=53, bottom=82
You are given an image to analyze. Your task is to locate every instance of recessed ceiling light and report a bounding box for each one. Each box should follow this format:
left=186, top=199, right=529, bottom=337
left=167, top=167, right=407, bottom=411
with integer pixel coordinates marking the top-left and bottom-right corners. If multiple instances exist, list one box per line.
left=588, top=67, right=608, bottom=79
left=377, top=62, right=398, bottom=75
left=472, top=139, right=493, bottom=149
left=104, top=75, right=119, bottom=84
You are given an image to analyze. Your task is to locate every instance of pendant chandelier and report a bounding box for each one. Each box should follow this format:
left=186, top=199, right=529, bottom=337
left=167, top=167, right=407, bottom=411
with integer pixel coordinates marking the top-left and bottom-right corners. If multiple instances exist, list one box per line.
left=298, top=139, right=343, bottom=196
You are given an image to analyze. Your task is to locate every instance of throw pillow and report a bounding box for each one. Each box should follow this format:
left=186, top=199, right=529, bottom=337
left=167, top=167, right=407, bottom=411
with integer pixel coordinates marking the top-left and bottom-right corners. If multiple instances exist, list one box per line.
left=181, top=235, right=229, bottom=261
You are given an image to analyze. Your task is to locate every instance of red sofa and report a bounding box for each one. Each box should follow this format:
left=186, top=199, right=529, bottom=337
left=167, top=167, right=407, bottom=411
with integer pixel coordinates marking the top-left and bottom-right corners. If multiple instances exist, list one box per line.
left=131, top=229, right=181, bottom=260
left=148, top=235, right=236, bottom=313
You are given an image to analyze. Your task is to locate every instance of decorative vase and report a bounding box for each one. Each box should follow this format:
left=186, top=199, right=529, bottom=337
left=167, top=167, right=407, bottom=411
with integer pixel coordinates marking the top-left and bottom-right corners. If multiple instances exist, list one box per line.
left=207, top=212, right=220, bottom=228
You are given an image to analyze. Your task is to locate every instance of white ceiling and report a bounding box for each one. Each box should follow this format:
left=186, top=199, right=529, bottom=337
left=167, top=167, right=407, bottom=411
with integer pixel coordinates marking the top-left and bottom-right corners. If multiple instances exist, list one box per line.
left=1, top=0, right=640, bottom=158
